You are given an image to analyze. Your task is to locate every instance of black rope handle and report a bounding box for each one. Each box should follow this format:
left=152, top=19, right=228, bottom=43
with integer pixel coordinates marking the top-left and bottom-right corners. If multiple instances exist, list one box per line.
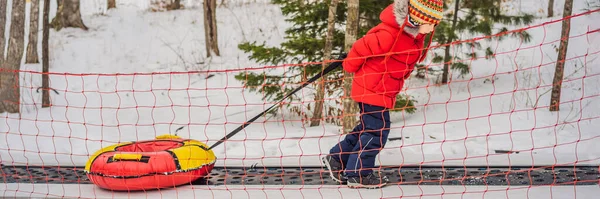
left=207, top=56, right=345, bottom=150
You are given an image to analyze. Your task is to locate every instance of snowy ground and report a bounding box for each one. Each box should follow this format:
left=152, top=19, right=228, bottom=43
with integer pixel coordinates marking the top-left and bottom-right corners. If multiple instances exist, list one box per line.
left=4, top=183, right=600, bottom=199
left=1, top=0, right=599, bottom=167
left=1, top=0, right=600, bottom=198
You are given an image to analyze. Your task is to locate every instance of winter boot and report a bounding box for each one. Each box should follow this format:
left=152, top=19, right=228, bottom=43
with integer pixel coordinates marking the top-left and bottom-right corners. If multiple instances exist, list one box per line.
left=346, top=172, right=389, bottom=189
left=322, top=155, right=346, bottom=183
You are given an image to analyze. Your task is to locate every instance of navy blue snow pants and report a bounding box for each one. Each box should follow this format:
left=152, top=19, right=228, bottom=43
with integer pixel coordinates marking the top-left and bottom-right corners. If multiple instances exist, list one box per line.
left=329, top=102, right=390, bottom=177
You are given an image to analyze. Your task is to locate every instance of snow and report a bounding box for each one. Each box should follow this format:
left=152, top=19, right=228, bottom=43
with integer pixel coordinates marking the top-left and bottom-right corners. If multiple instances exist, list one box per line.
left=1, top=0, right=600, bottom=197
left=3, top=183, right=600, bottom=199
left=2, top=0, right=291, bottom=167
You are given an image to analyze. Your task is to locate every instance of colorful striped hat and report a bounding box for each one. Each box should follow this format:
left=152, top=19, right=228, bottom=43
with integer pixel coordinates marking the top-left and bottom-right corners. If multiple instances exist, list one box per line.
left=408, top=0, right=444, bottom=26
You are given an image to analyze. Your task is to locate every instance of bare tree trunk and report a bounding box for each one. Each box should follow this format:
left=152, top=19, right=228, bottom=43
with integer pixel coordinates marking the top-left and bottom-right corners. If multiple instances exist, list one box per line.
left=0, top=0, right=7, bottom=63
left=549, top=0, right=573, bottom=111
left=51, top=0, right=88, bottom=31
left=170, top=0, right=181, bottom=10
left=441, top=45, right=451, bottom=84
left=26, top=0, right=40, bottom=64
left=310, top=0, right=339, bottom=127
left=342, top=0, right=359, bottom=133
left=442, top=0, right=460, bottom=84
left=42, top=0, right=51, bottom=107
left=548, top=0, right=554, bottom=17
left=203, top=0, right=220, bottom=57
left=0, top=0, right=6, bottom=104
left=0, top=0, right=26, bottom=114
left=108, top=0, right=116, bottom=9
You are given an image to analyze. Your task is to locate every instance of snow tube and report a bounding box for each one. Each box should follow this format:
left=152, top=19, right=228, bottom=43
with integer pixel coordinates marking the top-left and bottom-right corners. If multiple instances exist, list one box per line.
left=84, top=134, right=216, bottom=191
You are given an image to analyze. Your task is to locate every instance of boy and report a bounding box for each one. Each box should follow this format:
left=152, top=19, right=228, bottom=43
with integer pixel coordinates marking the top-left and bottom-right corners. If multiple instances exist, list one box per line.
left=322, top=0, right=443, bottom=189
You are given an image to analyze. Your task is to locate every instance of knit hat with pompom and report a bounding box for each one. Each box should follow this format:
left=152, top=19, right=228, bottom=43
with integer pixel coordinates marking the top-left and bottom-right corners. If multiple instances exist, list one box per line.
left=407, top=0, right=444, bottom=27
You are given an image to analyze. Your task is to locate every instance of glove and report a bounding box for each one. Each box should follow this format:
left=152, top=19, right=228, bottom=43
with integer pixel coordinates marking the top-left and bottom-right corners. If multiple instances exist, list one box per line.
left=337, top=53, right=348, bottom=60
left=329, top=53, right=347, bottom=68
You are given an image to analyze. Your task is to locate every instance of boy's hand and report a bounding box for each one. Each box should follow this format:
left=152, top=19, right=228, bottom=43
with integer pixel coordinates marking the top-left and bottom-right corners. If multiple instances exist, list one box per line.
left=337, top=53, right=347, bottom=60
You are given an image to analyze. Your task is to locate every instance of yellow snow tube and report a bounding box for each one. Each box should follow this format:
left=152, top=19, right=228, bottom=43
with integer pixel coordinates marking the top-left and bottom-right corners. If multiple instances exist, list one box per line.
left=84, top=134, right=216, bottom=191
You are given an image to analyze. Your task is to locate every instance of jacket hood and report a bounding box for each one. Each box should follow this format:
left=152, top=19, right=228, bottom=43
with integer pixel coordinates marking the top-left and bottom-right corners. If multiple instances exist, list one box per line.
left=379, top=0, right=420, bottom=38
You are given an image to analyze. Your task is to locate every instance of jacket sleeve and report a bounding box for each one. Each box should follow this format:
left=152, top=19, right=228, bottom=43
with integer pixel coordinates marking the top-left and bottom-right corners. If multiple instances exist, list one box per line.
left=342, top=30, right=395, bottom=73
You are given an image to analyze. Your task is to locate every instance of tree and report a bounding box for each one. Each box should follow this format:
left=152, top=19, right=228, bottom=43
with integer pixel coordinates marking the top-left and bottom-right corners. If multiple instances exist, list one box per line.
left=548, top=0, right=554, bottom=17
left=310, top=0, right=339, bottom=127
left=425, top=0, right=534, bottom=84
left=108, top=0, right=116, bottom=9
left=52, top=0, right=88, bottom=31
left=236, top=0, right=398, bottom=126
left=0, top=0, right=7, bottom=64
left=549, top=0, right=573, bottom=111
left=42, top=0, right=51, bottom=107
left=203, top=0, right=219, bottom=57
left=0, top=0, right=26, bottom=114
left=0, top=0, right=5, bottom=112
left=341, top=0, right=359, bottom=133
left=170, top=0, right=181, bottom=10
left=26, top=0, right=40, bottom=63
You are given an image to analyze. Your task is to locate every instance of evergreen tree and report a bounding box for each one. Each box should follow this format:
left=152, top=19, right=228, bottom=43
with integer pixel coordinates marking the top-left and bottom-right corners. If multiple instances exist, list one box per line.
left=236, top=0, right=414, bottom=124
left=420, top=0, right=535, bottom=84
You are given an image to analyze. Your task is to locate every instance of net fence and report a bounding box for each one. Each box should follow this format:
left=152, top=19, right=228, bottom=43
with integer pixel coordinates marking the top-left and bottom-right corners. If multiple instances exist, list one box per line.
left=1, top=1, right=600, bottom=199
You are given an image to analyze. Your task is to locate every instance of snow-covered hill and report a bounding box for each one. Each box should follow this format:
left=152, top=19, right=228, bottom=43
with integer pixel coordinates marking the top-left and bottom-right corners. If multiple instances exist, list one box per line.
left=1, top=0, right=599, bottom=169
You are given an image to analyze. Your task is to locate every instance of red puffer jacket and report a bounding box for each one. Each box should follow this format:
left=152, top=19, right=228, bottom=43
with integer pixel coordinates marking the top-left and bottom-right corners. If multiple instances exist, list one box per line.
left=343, top=2, right=427, bottom=109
